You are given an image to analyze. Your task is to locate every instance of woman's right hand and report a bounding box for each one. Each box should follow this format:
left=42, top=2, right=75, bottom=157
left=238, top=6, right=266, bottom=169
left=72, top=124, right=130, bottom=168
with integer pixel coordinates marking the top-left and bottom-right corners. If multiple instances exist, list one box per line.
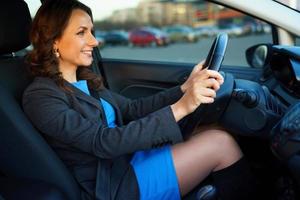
left=171, top=64, right=224, bottom=122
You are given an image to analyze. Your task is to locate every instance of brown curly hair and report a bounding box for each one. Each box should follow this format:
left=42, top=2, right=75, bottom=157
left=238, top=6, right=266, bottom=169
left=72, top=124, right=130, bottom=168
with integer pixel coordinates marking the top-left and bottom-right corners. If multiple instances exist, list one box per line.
left=27, top=0, right=103, bottom=92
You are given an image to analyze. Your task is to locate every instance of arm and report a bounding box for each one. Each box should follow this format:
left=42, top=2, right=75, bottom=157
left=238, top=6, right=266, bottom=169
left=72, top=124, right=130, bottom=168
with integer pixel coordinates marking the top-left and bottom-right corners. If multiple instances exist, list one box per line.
left=22, top=85, right=183, bottom=159
left=113, top=61, right=225, bottom=123
left=111, top=85, right=183, bottom=121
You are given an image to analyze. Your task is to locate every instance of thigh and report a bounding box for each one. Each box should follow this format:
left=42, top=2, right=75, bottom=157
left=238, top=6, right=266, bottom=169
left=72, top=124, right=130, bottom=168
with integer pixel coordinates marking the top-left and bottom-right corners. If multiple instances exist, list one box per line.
left=171, top=128, right=242, bottom=196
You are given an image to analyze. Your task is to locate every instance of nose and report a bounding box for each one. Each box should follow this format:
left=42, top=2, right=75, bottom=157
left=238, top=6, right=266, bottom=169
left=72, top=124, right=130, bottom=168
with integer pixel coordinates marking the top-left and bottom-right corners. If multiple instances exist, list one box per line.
left=89, top=33, right=99, bottom=47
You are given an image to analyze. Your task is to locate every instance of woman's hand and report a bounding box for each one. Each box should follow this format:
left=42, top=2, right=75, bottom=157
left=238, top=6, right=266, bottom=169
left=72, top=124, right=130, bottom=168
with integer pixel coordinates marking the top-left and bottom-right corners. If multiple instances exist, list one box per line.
left=171, top=61, right=224, bottom=122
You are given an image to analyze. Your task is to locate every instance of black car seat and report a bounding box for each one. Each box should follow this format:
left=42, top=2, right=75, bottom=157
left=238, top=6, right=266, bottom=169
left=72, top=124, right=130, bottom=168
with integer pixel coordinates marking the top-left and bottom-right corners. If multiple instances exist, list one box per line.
left=0, top=1, right=80, bottom=199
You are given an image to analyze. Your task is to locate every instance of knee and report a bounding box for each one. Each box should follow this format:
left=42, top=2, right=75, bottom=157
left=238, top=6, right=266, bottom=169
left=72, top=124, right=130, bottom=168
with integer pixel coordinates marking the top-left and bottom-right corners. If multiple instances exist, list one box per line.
left=209, top=130, right=238, bottom=150
left=193, top=129, right=241, bottom=155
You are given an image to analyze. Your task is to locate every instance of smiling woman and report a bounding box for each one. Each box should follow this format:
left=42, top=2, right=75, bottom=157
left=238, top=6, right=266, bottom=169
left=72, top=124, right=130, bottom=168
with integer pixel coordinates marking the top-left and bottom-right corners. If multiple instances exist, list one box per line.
left=52, top=9, right=98, bottom=83
left=2, top=0, right=300, bottom=200
left=21, top=0, right=260, bottom=200
left=27, top=0, right=103, bottom=91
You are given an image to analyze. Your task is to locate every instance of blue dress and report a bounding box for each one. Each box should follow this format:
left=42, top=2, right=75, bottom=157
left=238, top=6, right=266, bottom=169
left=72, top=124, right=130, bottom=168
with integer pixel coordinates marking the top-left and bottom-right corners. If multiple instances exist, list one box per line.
left=72, top=80, right=180, bottom=200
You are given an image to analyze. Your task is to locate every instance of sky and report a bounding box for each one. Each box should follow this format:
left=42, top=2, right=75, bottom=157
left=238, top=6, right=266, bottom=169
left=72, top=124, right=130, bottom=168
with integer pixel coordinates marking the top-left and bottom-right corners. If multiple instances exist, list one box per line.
left=25, top=0, right=141, bottom=21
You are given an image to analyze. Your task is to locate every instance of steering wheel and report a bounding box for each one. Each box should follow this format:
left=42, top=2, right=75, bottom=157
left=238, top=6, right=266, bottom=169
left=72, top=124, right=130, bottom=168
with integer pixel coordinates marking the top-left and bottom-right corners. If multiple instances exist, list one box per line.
left=198, top=33, right=283, bottom=138
left=203, top=33, right=228, bottom=71
left=188, top=33, right=284, bottom=141
left=185, top=33, right=231, bottom=132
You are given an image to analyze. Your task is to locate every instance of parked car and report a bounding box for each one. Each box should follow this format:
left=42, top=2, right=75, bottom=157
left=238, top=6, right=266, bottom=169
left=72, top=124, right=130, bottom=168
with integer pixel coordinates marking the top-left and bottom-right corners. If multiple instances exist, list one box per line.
left=94, top=30, right=106, bottom=48
left=1, top=0, right=300, bottom=199
left=104, top=30, right=128, bottom=46
left=129, top=27, right=169, bottom=47
left=217, top=23, right=250, bottom=37
left=164, top=25, right=198, bottom=43
left=194, top=25, right=218, bottom=38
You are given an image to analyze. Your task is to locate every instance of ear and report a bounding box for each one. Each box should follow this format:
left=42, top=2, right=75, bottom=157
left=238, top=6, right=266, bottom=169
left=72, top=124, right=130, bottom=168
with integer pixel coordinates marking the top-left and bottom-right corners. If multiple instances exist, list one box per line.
left=53, top=40, right=59, bottom=50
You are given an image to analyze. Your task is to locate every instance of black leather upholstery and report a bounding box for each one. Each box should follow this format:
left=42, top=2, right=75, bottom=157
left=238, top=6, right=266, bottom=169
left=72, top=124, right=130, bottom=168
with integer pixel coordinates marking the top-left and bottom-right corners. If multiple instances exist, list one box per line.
left=0, top=176, right=65, bottom=200
left=0, top=0, right=31, bottom=55
left=0, top=1, right=80, bottom=199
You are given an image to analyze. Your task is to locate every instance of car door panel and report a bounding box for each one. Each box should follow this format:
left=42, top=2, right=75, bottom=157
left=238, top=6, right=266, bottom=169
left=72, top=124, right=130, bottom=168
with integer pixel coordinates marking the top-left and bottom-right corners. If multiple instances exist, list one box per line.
left=101, top=58, right=262, bottom=99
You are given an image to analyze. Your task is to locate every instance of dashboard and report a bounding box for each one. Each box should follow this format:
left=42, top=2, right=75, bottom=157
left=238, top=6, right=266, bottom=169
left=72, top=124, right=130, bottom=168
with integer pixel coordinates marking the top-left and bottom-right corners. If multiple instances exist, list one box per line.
left=269, top=46, right=300, bottom=100
left=215, top=45, right=300, bottom=139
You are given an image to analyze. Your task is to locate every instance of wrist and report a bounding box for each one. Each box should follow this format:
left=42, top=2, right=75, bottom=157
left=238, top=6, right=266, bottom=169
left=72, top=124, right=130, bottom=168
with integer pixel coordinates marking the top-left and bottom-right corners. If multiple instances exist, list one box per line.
left=180, top=84, right=187, bottom=93
left=171, top=101, right=187, bottom=122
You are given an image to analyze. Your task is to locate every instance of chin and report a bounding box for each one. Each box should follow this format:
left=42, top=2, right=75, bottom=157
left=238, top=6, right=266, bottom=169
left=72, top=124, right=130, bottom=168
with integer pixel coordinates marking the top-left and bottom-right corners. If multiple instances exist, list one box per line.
left=80, top=61, right=93, bottom=67
left=80, top=64, right=92, bottom=67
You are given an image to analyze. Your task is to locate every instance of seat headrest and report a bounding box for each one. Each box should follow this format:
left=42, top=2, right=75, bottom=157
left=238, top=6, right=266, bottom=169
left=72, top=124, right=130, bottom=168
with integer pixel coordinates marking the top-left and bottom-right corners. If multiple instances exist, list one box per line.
left=0, top=0, right=32, bottom=55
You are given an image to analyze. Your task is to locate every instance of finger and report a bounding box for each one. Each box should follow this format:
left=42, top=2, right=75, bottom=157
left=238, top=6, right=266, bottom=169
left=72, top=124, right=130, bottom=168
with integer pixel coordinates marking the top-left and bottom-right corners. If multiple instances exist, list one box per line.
left=203, top=78, right=221, bottom=91
left=194, top=77, right=220, bottom=91
left=196, top=68, right=210, bottom=79
left=193, top=61, right=205, bottom=73
left=198, top=87, right=217, bottom=98
left=199, top=96, right=215, bottom=104
left=207, top=70, right=224, bottom=84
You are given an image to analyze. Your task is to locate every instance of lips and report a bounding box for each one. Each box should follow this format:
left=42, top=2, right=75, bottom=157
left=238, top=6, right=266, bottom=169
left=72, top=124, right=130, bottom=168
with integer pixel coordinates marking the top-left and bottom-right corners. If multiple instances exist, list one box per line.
left=81, top=50, right=93, bottom=56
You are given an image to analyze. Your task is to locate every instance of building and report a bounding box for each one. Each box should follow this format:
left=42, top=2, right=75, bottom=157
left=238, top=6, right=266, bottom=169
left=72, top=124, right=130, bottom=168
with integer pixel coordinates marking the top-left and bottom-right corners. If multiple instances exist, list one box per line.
left=110, top=8, right=137, bottom=24
left=107, top=0, right=247, bottom=28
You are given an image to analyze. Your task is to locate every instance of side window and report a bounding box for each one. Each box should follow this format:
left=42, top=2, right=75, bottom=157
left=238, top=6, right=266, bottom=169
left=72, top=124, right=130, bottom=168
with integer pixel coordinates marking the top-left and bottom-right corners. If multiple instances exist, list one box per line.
left=296, top=36, right=300, bottom=46
left=91, top=1, right=272, bottom=67
left=25, top=0, right=41, bottom=17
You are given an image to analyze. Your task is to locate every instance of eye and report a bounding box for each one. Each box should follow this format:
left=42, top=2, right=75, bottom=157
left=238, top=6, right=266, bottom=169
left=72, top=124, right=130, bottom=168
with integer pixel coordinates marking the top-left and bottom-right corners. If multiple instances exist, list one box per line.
left=77, top=30, right=85, bottom=36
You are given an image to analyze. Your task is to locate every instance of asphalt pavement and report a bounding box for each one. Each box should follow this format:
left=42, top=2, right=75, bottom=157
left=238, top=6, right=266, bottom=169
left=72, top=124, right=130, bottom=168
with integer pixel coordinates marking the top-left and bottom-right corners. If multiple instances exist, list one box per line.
left=100, top=34, right=271, bottom=67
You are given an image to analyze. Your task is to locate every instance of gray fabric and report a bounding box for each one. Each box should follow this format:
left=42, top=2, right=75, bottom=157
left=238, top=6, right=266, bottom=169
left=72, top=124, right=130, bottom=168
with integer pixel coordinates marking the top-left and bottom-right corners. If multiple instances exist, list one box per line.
left=22, top=77, right=184, bottom=199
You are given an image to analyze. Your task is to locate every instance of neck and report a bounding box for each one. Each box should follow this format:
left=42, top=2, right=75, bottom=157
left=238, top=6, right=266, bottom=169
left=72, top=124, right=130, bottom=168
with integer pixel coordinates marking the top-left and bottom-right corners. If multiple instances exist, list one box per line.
left=59, top=65, right=78, bottom=83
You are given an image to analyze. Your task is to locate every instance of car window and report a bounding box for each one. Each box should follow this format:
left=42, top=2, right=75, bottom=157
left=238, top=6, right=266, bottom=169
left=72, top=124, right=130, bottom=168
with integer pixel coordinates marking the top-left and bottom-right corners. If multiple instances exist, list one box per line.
left=296, top=36, right=300, bottom=46
left=79, top=0, right=272, bottom=67
left=25, top=0, right=41, bottom=17
left=24, top=0, right=273, bottom=67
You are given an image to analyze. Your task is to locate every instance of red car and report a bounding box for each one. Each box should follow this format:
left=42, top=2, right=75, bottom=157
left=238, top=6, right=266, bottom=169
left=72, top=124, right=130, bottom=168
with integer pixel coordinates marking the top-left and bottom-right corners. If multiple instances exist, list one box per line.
left=129, top=28, right=169, bottom=47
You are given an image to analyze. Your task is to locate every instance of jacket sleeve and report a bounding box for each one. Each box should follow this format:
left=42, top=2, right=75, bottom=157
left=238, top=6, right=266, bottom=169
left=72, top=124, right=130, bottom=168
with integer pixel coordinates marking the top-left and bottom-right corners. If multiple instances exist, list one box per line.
left=111, top=86, right=183, bottom=121
left=22, top=84, right=183, bottom=159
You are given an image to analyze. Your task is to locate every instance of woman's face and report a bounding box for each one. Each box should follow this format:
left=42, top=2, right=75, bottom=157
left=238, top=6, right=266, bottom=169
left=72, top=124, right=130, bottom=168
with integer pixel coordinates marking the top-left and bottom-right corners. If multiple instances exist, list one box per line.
left=54, top=9, right=98, bottom=71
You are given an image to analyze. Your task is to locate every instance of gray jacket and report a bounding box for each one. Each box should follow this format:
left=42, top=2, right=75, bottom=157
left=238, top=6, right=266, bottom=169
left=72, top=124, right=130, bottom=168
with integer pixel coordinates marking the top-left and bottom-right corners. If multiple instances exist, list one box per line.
left=22, top=77, right=183, bottom=200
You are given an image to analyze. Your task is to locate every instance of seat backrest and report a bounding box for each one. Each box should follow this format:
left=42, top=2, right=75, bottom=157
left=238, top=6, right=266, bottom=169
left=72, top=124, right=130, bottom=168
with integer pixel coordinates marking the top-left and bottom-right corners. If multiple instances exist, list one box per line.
left=0, top=1, right=80, bottom=199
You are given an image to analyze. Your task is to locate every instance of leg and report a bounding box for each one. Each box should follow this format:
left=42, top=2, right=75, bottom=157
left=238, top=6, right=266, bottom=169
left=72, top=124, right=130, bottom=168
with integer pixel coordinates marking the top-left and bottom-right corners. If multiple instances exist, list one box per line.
left=171, top=127, right=243, bottom=196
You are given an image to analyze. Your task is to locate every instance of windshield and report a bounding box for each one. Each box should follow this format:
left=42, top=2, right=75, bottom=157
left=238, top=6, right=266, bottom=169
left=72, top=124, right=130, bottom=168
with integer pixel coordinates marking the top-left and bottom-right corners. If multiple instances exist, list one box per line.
left=274, top=0, right=300, bottom=12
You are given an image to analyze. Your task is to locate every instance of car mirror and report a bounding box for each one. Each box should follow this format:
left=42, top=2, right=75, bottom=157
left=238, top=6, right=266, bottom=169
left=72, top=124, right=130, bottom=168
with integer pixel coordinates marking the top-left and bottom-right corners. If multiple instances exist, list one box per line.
left=246, top=44, right=272, bottom=68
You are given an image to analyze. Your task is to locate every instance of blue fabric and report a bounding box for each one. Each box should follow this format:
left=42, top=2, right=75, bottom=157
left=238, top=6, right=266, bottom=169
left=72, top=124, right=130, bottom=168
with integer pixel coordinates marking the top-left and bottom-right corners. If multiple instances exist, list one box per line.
left=72, top=80, right=180, bottom=200
left=130, top=146, right=180, bottom=200
left=72, top=80, right=116, bottom=128
left=100, top=98, right=116, bottom=128
left=72, top=80, right=90, bottom=95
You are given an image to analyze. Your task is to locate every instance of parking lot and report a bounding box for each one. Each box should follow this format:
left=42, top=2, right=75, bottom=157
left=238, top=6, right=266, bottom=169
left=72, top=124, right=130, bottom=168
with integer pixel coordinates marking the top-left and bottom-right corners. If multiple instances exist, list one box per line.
left=101, top=34, right=272, bottom=66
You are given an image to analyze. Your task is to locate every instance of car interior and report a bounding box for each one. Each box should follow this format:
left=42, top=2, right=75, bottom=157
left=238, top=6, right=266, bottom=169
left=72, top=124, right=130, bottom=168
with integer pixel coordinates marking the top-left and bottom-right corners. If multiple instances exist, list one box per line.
left=0, top=1, right=80, bottom=199
left=1, top=0, right=300, bottom=200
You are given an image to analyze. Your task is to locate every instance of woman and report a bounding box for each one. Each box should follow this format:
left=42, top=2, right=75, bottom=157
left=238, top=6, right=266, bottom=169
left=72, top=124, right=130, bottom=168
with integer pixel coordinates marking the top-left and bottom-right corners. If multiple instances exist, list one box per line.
left=23, top=0, right=256, bottom=199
